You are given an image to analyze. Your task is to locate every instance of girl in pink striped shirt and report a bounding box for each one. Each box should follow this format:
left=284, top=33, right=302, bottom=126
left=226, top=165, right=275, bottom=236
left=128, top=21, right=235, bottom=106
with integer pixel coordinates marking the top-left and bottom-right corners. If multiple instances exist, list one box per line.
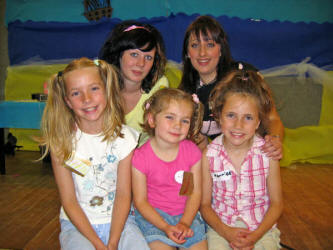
left=201, top=66, right=283, bottom=250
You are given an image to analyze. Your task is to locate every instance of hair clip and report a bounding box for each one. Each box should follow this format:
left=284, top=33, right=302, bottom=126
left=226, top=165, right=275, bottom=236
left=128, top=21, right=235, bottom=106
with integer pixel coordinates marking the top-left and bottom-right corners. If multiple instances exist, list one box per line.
left=238, top=62, right=243, bottom=70
left=145, top=102, right=150, bottom=110
left=57, top=71, right=63, bottom=77
left=123, top=25, right=150, bottom=32
left=192, top=94, right=200, bottom=104
left=93, top=59, right=99, bottom=66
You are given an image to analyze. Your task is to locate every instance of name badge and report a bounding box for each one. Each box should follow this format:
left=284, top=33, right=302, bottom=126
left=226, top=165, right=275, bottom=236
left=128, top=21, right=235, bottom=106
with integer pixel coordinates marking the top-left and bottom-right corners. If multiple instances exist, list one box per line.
left=212, top=170, right=232, bottom=181
left=175, top=170, right=184, bottom=184
left=65, top=156, right=92, bottom=176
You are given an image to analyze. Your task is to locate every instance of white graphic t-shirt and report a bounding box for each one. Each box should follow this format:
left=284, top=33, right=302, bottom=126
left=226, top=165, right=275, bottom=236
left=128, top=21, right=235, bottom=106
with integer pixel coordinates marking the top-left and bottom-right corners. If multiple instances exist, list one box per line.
left=60, top=125, right=139, bottom=224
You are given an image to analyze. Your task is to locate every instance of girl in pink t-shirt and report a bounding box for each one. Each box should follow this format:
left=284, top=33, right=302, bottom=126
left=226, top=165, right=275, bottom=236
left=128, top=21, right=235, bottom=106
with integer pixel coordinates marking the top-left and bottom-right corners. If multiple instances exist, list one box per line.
left=132, top=88, right=208, bottom=249
left=201, top=65, right=283, bottom=250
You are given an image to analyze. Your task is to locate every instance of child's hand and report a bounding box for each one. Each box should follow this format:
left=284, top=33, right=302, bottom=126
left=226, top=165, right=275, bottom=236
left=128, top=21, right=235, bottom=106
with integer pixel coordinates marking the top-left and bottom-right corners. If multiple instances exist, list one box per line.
left=164, top=224, right=187, bottom=244
left=175, top=222, right=194, bottom=240
left=95, top=242, right=108, bottom=250
left=107, top=242, right=118, bottom=250
left=233, top=230, right=260, bottom=249
left=229, top=229, right=259, bottom=250
left=225, top=226, right=252, bottom=249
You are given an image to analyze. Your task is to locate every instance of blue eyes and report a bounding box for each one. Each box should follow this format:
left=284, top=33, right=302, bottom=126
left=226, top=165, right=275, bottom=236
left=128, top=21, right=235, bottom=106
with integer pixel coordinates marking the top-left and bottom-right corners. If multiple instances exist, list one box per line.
left=225, top=113, right=254, bottom=121
left=130, top=53, right=153, bottom=61
left=165, top=115, right=190, bottom=124
left=190, top=42, right=215, bottom=49
left=69, top=85, right=100, bottom=97
left=145, top=55, right=153, bottom=60
left=71, top=91, right=79, bottom=97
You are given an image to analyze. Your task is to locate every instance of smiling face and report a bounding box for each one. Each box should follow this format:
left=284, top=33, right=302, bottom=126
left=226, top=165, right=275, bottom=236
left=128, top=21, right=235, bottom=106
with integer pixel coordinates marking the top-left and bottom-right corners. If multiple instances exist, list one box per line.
left=219, top=93, right=261, bottom=150
left=64, top=67, right=107, bottom=134
left=187, top=32, right=221, bottom=84
left=148, top=100, right=193, bottom=146
left=120, top=48, right=156, bottom=87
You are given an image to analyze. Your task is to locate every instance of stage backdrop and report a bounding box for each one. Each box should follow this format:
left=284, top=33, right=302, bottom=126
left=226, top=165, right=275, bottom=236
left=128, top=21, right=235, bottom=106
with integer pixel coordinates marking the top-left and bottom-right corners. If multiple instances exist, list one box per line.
left=8, top=14, right=333, bottom=70
left=6, top=0, right=333, bottom=24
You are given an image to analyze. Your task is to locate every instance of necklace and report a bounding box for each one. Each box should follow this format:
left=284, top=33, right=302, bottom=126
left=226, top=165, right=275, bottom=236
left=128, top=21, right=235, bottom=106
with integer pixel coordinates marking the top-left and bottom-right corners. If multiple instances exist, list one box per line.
left=199, top=77, right=216, bottom=88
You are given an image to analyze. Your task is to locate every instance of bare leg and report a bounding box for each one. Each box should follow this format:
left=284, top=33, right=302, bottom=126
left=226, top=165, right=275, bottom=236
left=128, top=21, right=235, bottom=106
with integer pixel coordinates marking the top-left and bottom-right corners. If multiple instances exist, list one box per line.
left=180, top=239, right=208, bottom=250
left=149, top=240, right=177, bottom=250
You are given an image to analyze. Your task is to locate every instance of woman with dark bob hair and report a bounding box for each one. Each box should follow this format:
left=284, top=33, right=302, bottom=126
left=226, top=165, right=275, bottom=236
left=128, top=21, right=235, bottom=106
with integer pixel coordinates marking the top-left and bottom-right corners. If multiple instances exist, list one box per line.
left=99, top=20, right=169, bottom=145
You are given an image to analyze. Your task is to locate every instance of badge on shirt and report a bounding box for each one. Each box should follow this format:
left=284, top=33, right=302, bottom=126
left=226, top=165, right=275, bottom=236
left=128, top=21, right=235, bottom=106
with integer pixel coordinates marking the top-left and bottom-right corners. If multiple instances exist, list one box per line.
left=179, top=171, right=194, bottom=196
left=65, top=156, right=92, bottom=176
left=211, top=170, right=232, bottom=181
left=175, top=170, right=184, bottom=184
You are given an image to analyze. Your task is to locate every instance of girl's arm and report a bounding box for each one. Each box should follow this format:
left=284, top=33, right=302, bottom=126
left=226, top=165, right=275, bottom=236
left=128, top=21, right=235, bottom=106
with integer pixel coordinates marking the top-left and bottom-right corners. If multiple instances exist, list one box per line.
left=268, top=107, right=284, bottom=139
left=241, top=158, right=283, bottom=246
left=51, top=152, right=107, bottom=250
left=200, top=150, right=250, bottom=244
left=177, top=159, right=202, bottom=235
left=132, top=167, right=185, bottom=244
left=107, top=151, right=133, bottom=249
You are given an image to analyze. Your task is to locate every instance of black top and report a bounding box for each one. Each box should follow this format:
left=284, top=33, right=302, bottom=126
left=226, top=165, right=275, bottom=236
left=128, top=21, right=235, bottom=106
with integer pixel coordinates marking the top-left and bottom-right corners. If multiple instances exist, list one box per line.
left=196, top=79, right=220, bottom=140
left=195, top=61, right=259, bottom=140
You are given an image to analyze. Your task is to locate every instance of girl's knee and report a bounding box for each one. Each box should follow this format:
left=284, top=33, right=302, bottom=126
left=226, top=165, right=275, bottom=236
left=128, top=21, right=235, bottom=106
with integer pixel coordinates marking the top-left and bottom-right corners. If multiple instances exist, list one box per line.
left=185, top=239, right=208, bottom=250
left=60, top=228, right=94, bottom=250
left=119, top=219, right=149, bottom=250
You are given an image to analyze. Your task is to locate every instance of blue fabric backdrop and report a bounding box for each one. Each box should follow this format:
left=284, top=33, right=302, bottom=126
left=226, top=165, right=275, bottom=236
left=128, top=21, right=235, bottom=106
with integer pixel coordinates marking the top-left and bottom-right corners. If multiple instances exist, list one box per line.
left=8, top=14, right=333, bottom=69
left=6, top=0, right=333, bottom=24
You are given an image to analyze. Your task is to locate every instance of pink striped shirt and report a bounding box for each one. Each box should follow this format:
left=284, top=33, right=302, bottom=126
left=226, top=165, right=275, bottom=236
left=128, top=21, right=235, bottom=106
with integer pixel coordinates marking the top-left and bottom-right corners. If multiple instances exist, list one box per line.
left=206, top=135, right=271, bottom=231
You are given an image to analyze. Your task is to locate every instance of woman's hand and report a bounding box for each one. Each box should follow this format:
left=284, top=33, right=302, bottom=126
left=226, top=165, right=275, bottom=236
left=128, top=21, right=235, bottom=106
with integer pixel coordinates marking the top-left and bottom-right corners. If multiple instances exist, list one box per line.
left=262, top=135, right=283, bottom=160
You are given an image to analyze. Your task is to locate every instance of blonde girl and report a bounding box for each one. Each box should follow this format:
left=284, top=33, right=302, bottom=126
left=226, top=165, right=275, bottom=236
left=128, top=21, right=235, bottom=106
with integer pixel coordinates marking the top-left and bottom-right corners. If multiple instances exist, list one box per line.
left=40, top=57, right=149, bottom=250
left=201, top=67, right=283, bottom=250
left=131, top=88, right=208, bottom=250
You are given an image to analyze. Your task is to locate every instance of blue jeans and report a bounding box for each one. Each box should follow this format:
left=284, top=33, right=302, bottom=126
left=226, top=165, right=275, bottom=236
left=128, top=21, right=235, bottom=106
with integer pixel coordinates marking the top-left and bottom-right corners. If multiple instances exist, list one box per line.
left=59, top=215, right=149, bottom=250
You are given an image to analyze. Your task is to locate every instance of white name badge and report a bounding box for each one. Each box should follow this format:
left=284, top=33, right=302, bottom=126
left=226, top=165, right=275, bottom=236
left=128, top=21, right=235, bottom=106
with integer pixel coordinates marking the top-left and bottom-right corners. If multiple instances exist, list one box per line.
left=212, top=170, right=232, bottom=181
left=175, top=170, right=184, bottom=184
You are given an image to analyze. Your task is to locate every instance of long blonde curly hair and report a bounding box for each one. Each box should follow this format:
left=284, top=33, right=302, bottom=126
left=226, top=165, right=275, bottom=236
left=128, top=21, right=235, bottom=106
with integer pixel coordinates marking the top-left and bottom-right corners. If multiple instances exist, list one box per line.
left=39, top=57, right=124, bottom=164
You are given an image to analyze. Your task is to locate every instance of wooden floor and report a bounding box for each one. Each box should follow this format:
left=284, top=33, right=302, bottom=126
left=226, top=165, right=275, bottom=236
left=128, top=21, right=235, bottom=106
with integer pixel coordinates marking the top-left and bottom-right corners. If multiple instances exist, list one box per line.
left=0, top=151, right=332, bottom=250
left=0, top=151, right=60, bottom=250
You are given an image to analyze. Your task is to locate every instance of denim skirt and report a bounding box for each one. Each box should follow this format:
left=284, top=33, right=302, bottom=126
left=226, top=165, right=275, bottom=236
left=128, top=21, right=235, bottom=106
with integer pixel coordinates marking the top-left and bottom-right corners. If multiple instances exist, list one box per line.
left=135, top=208, right=206, bottom=249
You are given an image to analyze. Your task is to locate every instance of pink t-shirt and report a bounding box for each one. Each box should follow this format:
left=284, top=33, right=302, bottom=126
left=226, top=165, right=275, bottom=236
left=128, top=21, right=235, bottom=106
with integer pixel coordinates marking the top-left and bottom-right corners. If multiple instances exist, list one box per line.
left=132, top=139, right=201, bottom=215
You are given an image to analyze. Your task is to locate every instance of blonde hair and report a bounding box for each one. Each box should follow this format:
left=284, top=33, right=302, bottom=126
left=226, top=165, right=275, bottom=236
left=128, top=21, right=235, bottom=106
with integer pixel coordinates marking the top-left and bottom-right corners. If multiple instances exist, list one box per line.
left=39, top=57, right=124, bottom=164
left=209, top=70, right=274, bottom=137
left=141, top=88, right=204, bottom=143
